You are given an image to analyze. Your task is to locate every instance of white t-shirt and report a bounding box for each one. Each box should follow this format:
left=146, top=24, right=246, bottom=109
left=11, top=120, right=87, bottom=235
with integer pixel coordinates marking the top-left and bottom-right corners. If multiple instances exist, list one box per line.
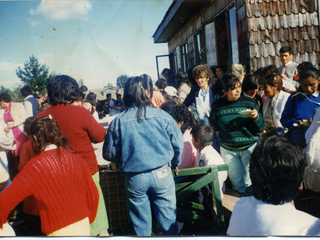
left=195, top=145, right=227, bottom=198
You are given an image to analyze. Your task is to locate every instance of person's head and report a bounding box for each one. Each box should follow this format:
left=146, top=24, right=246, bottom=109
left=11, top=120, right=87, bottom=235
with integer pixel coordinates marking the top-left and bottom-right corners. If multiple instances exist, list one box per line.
left=193, top=64, right=214, bottom=90
left=103, top=100, right=110, bottom=108
left=117, top=94, right=121, bottom=101
left=212, top=75, right=241, bottom=101
left=140, top=74, right=154, bottom=99
left=263, top=74, right=283, bottom=98
left=297, top=62, right=314, bottom=77
left=215, top=64, right=227, bottom=79
left=242, top=74, right=260, bottom=98
left=30, top=116, right=72, bottom=159
left=250, top=135, right=307, bottom=205
left=161, top=68, right=172, bottom=81
left=24, top=117, right=34, bottom=136
left=167, top=104, right=198, bottom=133
left=155, top=79, right=168, bottom=90
left=114, top=100, right=120, bottom=107
left=20, top=85, right=33, bottom=98
left=176, top=71, right=191, bottom=88
left=85, top=92, right=97, bottom=107
left=229, top=64, right=246, bottom=81
left=298, top=67, right=320, bottom=95
left=0, top=92, right=12, bottom=109
left=279, top=46, right=293, bottom=65
left=47, top=75, right=83, bottom=106
left=80, top=85, right=88, bottom=94
left=106, top=93, right=112, bottom=100
left=123, top=76, right=152, bottom=121
left=264, top=65, right=281, bottom=77
left=164, top=86, right=178, bottom=100
left=160, top=100, right=178, bottom=116
left=191, top=125, right=214, bottom=150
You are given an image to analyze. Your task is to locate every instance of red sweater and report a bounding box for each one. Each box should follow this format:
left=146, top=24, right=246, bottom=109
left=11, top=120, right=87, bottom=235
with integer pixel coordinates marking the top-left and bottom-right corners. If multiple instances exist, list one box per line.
left=0, top=148, right=99, bottom=234
left=36, top=104, right=106, bottom=175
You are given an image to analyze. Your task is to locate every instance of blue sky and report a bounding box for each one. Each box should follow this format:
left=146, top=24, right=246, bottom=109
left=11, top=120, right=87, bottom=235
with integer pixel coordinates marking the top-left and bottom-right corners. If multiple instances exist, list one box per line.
left=0, top=0, right=172, bottom=90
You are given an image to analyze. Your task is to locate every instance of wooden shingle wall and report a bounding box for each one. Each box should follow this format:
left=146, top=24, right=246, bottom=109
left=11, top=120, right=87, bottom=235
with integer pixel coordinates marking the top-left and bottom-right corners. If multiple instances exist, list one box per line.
left=240, top=0, right=320, bottom=71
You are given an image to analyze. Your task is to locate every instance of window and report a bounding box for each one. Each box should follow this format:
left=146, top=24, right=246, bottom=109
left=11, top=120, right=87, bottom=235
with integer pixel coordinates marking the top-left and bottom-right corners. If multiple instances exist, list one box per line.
left=181, top=42, right=188, bottom=71
left=195, top=31, right=203, bottom=65
left=205, top=22, right=217, bottom=66
left=229, top=7, right=239, bottom=64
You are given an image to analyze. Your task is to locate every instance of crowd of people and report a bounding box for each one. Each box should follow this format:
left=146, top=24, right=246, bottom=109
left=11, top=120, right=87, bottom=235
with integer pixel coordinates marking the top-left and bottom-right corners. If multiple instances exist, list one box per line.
left=1, top=45, right=320, bottom=236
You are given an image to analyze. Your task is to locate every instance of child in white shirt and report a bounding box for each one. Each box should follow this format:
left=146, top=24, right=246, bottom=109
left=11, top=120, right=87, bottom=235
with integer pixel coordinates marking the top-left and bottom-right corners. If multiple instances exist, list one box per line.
left=191, top=125, right=227, bottom=201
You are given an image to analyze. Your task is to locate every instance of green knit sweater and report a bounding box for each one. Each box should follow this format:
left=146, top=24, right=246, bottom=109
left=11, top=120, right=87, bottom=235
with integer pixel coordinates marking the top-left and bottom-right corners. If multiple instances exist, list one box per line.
left=210, top=96, right=265, bottom=150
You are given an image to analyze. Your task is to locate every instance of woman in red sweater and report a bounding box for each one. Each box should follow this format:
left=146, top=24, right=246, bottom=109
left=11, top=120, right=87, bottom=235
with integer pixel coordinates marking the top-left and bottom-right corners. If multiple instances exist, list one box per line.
left=0, top=117, right=99, bottom=236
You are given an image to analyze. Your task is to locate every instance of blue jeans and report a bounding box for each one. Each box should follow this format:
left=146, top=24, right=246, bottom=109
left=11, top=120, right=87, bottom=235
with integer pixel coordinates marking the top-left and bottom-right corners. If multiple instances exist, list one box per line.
left=124, top=164, right=178, bottom=236
left=220, top=143, right=257, bottom=195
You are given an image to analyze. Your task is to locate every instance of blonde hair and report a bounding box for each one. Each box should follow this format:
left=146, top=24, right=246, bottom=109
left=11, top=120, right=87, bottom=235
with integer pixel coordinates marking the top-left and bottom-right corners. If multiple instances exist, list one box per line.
left=229, top=64, right=245, bottom=78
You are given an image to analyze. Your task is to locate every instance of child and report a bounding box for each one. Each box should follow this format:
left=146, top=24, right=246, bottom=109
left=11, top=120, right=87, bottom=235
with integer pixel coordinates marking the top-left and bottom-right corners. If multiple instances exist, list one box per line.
left=191, top=125, right=227, bottom=200
left=0, top=117, right=99, bottom=236
left=227, top=135, right=320, bottom=236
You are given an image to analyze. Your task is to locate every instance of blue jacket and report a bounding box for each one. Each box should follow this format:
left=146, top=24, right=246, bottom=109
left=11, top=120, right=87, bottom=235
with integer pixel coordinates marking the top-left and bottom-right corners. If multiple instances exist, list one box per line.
left=103, top=105, right=183, bottom=173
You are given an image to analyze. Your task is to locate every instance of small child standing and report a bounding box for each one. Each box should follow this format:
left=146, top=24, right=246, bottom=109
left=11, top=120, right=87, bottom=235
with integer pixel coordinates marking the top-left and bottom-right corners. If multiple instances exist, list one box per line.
left=191, top=125, right=227, bottom=200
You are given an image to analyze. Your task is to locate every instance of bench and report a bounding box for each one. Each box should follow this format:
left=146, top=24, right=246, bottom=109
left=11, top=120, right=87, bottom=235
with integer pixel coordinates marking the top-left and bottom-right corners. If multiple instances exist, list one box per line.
left=173, top=164, right=228, bottom=232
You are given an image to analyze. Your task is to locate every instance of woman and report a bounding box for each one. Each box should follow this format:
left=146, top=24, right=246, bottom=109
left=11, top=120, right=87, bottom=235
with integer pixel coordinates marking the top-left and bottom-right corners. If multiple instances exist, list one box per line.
left=262, top=74, right=290, bottom=134
left=35, top=75, right=108, bottom=236
left=175, top=71, right=192, bottom=104
left=281, top=67, right=320, bottom=148
left=0, top=117, right=99, bottom=236
left=103, top=76, right=183, bottom=236
left=0, top=93, right=28, bottom=157
left=210, top=75, right=265, bottom=196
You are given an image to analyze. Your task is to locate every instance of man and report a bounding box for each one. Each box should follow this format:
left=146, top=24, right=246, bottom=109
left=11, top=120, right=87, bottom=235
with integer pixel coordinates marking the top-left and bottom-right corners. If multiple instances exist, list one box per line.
left=20, top=86, right=39, bottom=117
left=227, top=135, right=320, bottom=236
left=106, top=93, right=115, bottom=108
left=278, top=46, right=299, bottom=89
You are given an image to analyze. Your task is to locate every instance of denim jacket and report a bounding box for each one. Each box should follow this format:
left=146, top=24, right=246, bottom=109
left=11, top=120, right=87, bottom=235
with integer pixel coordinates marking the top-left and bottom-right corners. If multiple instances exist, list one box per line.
left=103, top=105, right=183, bottom=173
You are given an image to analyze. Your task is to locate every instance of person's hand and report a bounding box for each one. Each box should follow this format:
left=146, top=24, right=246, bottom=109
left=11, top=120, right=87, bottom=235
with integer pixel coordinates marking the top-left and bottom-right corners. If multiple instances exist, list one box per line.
left=174, top=168, right=179, bottom=176
left=281, top=74, right=287, bottom=80
left=248, top=109, right=258, bottom=119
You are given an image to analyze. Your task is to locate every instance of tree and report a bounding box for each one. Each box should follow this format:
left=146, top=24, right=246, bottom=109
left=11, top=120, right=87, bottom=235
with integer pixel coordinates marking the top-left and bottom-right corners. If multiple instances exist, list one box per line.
left=116, top=75, right=130, bottom=88
left=16, top=55, right=55, bottom=96
left=106, top=83, right=113, bottom=87
left=0, top=85, right=24, bottom=102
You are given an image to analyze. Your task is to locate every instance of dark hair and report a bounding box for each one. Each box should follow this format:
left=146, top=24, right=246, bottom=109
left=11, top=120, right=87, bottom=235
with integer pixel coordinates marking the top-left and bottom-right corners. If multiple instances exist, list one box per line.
left=20, top=86, right=33, bottom=97
left=155, top=79, right=167, bottom=90
left=212, top=74, right=240, bottom=95
left=80, top=85, right=88, bottom=92
left=167, top=104, right=198, bottom=134
left=263, top=74, right=283, bottom=91
left=117, top=94, right=121, bottom=99
left=216, top=64, right=228, bottom=74
left=160, top=100, right=178, bottom=116
left=123, top=76, right=153, bottom=121
left=140, top=74, right=154, bottom=99
left=24, top=117, right=34, bottom=136
left=85, top=92, right=97, bottom=107
left=280, top=46, right=293, bottom=55
left=242, top=74, right=260, bottom=93
left=264, top=65, right=281, bottom=77
left=297, top=62, right=314, bottom=73
left=161, top=68, right=170, bottom=76
left=106, top=93, right=112, bottom=99
left=176, top=71, right=191, bottom=89
left=250, top=135, right=307, bottom=205
left=298, top=67, right=320, bottom=92
left=0, top=92, right=11, bottom=103
left=193, top=64, right=214, bottom=80
left=47, top=75, right=83, bottom=105
left=30, top=117, right=73, bottom=159
left=191, top=125, right=214, bottom=147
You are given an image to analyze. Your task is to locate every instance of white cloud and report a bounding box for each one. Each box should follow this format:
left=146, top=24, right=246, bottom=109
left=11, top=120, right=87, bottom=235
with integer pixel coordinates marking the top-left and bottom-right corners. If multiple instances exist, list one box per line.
left=29, top=0, right=92, bottom=21
left=0, top=62, right=22, bottom=72
left=28, top=20, right=40, bottom=27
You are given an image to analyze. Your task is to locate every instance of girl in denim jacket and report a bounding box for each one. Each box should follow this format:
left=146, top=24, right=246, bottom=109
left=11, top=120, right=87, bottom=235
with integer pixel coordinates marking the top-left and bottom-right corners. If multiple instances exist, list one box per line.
left=103, top=76, right=183, bottom=236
